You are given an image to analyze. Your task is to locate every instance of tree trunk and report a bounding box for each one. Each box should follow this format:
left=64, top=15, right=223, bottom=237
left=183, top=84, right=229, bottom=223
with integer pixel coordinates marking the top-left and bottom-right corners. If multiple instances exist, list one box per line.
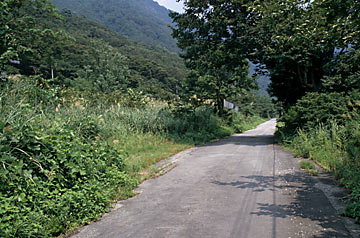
left=216, top=96, right=224, bottom=117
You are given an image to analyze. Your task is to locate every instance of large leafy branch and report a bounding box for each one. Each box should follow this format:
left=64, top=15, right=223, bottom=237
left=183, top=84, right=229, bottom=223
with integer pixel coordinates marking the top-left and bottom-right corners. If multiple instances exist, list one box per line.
left=171, top=0, right=359, bottom=109
left=170, top=0, right=257, bottom=115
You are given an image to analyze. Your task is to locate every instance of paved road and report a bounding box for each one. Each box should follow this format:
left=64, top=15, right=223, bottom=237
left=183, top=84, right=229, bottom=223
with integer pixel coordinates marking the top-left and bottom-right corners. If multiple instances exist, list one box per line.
left=71, top=119, right=357, bottom=238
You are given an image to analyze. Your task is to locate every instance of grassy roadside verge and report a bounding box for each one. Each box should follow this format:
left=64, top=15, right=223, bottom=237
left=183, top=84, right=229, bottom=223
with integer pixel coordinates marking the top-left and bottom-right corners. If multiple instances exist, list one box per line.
left=0, top=78, right=267, bottom=237
left=276, top=121, right=360, bottom=222
left=121, top=115, right=267, bottom=177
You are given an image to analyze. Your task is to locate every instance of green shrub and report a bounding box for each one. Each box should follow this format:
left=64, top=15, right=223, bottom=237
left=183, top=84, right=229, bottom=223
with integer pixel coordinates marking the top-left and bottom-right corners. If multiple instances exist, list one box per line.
left=0, top=85, right=137, bottom=238
left=277, top=90, right=360, bottom=138
left=161, top=105, right=234, bottom=144
left=0, top=118, right=137, bottom=237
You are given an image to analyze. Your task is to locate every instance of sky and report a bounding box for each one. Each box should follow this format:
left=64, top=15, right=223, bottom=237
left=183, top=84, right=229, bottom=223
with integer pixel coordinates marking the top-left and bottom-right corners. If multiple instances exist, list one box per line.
left=154, top=0, right=185, bottom=13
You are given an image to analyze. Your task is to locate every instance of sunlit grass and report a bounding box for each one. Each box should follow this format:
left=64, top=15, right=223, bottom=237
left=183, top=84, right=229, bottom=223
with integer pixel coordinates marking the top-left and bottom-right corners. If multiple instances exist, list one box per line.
left=108, top=132, right=190, bottom=173
left=284, top=121, right=360, bottom=220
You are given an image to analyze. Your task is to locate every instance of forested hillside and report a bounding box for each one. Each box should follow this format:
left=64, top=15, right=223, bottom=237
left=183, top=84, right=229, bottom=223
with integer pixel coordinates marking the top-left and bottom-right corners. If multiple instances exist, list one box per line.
left=51, top=0, right=178, bottom=52
left=4, top=7, right=186, bottom=99
left=249, top=62, right=270, bottom=96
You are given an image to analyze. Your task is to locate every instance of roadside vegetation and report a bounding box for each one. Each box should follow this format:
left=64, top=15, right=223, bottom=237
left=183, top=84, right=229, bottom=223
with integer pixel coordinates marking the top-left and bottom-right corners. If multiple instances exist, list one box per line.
left=299, top=160, right=318, bottom=176
left=276, top=91, right=360, bottom=221
left=0, top=77, right=270, bottom=237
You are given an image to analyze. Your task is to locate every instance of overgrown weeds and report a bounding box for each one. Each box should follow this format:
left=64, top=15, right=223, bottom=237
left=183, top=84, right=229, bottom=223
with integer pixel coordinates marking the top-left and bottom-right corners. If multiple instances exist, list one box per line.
left=276, top=90, right=360, bottom=221
left=278, top=120, right=360, bottom=221
left=299, top=160, right=318, bottom=176
left=0, top=79, right=137, bottom=237
left=0, top=78, right=267, bottom=237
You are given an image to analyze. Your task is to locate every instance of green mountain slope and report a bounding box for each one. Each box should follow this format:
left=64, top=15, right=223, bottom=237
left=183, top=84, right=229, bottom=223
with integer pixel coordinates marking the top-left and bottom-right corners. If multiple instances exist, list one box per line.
left=51, top=0, right=178, bottom=52
left=8, top=7, right=185, bottom=99
left=57, top=10, right=185, bottom=98
left=249, top=62, right=270, bottom=96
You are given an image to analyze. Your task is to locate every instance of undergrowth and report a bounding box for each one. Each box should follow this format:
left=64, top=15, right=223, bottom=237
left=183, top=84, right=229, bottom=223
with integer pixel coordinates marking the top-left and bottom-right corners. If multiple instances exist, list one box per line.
left=0, top=77, right=267, bottom=237
left=284, top=122, right=360, bottom=221
left=276, top=91, right=360, bottom=221
left=299, top=160, right=318, bottom=176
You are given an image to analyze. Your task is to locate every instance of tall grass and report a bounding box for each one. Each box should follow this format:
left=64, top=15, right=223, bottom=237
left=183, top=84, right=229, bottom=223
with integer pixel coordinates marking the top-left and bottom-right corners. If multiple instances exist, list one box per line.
left=285, top=121, right=360, bottom=221
left=0, top=78, right=268, bottom=237
left=0, top=79, right=138, bottom=237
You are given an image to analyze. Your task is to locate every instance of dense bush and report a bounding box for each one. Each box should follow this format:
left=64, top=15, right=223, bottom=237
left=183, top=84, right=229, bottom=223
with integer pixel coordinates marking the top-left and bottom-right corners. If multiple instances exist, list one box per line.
left=277, top=90, right=360, bottom=138
left=0, top=80, right=137, bottom=237
left=162, top=105, right=233, bottom=143
left=276, top=89, right=360, bottom=221
left=0, top=120, right=135, bottom=237
left=100, top=103, right=238, bottom=145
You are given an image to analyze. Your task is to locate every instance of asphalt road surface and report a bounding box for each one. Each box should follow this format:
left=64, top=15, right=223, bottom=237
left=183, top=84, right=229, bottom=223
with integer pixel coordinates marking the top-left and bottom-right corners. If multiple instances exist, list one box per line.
left=71, top=119, right=357, bottom=238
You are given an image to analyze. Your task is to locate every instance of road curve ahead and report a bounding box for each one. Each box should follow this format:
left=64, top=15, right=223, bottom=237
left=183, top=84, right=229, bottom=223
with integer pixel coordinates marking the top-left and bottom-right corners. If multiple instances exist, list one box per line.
left=71, top=119, right=355, bottom=238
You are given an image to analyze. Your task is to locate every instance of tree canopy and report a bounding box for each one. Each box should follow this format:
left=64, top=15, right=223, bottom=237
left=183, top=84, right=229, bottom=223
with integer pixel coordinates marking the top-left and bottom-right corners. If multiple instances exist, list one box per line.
left=0, top=0, right=56, bottom=72
left=170, top=0, right=257, bottom=115
left=171, top=0, right=359, bottom=108
left=247, top=0, right=360, bottom=106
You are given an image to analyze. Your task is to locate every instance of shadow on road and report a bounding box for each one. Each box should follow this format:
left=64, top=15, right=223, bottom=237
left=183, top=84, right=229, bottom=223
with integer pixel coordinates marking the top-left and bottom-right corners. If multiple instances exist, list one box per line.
left=212, top=172, right=350, bottom=238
